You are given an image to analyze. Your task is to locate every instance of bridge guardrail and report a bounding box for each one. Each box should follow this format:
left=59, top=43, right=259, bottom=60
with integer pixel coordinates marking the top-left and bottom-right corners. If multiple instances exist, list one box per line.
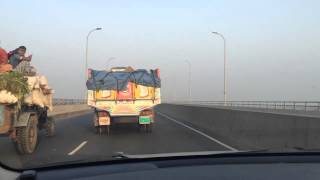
left=166, top=101, right=320, bottom=112
left=157, top=104, right=320, bottom=150
left=53, top=98, right=86, bottom=105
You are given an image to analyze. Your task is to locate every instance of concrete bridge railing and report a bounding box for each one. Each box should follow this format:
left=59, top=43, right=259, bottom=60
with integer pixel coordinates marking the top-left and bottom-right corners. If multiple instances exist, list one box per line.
left=164, top=101, right=320, bottom=112
left=53, top=98, right=86, bottom=105
left=156, top=103, right=320, bottom=150
left=50, top=99, right=90, bottom=118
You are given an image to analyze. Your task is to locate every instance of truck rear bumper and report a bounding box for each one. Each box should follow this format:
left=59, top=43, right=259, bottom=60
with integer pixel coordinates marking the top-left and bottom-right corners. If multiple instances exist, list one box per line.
left=111, top=116, right=152, bottom=124
left=94, top=112, right=153, bottom=125
left=89, top=99, right=160, bottom=115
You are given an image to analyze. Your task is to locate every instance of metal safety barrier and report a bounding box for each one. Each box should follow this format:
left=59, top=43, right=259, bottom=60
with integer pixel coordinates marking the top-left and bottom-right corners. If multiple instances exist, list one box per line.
left=166, top=101, right=320, bottom=112
left=53, top=98, right=86, bottom=105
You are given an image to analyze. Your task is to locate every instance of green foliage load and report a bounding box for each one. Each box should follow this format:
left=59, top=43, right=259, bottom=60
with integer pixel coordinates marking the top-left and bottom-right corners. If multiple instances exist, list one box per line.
left=0, top=71, right=29, bottom=100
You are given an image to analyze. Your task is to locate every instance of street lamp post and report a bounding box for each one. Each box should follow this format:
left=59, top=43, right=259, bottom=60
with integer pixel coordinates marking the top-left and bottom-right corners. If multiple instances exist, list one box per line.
left=211, top=31, right=227, bottom=105
left=185, top=60, right=191, bottom=101
left=85, top=27, right=102, bottom=80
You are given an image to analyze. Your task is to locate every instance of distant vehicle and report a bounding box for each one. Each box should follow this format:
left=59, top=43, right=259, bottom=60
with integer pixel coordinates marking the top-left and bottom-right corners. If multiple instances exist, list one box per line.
left=87, top=66, right=161, bottom=134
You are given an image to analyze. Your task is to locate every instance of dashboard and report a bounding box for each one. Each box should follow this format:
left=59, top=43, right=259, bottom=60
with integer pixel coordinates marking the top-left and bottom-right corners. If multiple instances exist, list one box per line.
left=2, top=152, right=320, bottom=180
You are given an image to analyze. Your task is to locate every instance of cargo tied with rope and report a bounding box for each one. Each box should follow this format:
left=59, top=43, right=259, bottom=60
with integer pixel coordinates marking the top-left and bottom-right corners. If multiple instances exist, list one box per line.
left=87, top=66, right=161, bottom=135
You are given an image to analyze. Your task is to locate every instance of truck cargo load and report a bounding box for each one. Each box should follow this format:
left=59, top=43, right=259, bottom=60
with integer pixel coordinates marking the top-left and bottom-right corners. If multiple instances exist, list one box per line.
left=86, top=68, right=161, bottom=91
left=86, top=66, right=161, bottom=134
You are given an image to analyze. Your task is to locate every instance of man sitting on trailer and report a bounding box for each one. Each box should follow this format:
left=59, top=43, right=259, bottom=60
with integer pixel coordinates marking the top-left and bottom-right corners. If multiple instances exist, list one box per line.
left=8, top=46, right=36, bottom=75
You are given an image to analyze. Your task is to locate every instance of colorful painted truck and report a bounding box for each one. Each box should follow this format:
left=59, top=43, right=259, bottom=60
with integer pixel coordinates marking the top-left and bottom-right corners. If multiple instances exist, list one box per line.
left=86, top=67, right=161, bottom=134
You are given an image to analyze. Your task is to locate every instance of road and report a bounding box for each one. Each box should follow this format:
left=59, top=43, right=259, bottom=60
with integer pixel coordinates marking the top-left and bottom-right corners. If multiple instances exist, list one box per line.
left=0, top=110, right=231, bottom=169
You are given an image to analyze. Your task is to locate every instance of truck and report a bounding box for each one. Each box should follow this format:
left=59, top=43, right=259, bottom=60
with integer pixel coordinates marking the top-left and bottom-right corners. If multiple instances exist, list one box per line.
left=87, top=67, right=161, bottom=134
left=0, top=73, right=54, bottom=154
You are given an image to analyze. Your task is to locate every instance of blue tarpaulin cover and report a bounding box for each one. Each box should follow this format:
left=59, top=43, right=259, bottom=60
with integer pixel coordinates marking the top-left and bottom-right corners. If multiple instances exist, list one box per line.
left=86, top=69, right=161, bottom=91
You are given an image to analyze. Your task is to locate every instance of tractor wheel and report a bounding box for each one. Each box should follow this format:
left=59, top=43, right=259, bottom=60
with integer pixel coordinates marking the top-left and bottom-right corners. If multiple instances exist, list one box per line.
left=16, top=115, right=38, bottom=154
left=45, top=117, right=55, bottom=137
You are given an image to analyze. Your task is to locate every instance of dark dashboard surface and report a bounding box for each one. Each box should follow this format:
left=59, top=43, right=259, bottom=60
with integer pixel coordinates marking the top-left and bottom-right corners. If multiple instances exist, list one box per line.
left=6, top=153, right=320, bottom=180
left=38, top=163, right=320, bottom=180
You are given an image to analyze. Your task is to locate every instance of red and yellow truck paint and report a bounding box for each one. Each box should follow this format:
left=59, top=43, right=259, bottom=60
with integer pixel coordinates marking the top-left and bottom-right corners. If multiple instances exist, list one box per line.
left=87, top=67, right=161, bottom=134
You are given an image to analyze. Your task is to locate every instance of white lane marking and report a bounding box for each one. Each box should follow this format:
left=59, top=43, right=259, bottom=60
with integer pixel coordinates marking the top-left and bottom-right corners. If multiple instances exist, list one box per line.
left=157, top=112, right=238, bottom=151
left=68, top=141, right=87, bottom=156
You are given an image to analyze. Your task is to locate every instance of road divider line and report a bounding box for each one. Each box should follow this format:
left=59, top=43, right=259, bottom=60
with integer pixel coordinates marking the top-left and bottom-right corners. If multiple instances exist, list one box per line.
left=68, top=141, right=87, bottom=156
left=157, top=112, right=238, bottom=151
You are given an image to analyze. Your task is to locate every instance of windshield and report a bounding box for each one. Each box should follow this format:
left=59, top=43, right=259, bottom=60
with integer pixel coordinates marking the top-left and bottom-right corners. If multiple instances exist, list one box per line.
left=0, top=0, right=319, bottom=169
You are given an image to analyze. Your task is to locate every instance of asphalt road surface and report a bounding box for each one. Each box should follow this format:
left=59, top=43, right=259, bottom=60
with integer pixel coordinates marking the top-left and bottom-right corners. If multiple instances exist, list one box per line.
left=0, top=110, right=231, bottom=169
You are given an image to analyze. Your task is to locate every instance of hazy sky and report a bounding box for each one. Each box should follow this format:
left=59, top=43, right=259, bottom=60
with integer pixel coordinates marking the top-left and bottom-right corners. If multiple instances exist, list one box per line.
left=1, top=0, right=319, bottom=100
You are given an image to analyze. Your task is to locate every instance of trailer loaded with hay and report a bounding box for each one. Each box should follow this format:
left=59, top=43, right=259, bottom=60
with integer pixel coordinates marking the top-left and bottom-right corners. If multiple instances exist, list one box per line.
left=0, top=71, right=54, bottom=154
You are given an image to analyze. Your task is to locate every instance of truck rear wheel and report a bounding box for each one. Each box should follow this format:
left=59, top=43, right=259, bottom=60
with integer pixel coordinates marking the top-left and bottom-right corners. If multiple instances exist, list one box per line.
left=96, top=126, right=110, bottom=135
left=146, top=124, right=153, bottom=133
left=16, top=115, right=38, bottom=154
left=139, top=124, right=152, bottom=133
